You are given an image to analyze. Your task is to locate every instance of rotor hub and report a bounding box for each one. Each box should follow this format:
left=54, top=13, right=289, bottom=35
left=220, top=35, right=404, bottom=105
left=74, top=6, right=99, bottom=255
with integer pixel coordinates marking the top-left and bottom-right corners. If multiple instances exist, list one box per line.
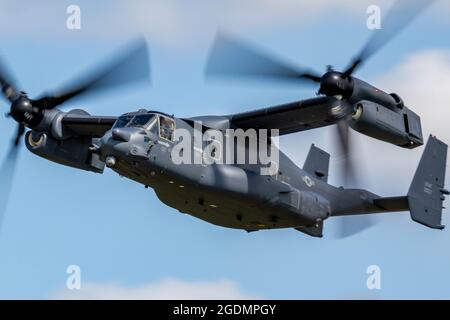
left=319, top=71, right=353, bottom=98
left=10, top=96, right=43, bottom=128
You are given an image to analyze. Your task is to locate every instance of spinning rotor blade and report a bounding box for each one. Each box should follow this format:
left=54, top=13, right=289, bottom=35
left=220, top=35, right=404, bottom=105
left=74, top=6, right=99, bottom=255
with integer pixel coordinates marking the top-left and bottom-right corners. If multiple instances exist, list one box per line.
left=327, top=99, right=356, bottom=185
left=0, top=38, right=152, bottom=234
left=0, top=138, right=21, bottom=233
left=332, top=108, right=378, bottom=239
left=330, top=146, right=378, bottom=239
left=344, top=0, right=436, bottom=76
left=0, top=57, right=19, bottom=103
left=205, top=32, right=321, bottom=84
left=14, top=124, right=25, bottom=146
left=336, top=119, right=355, bottom=184
left=33, top=38, right=151, bottom=109
left=333, top=215, right=377, bottom=239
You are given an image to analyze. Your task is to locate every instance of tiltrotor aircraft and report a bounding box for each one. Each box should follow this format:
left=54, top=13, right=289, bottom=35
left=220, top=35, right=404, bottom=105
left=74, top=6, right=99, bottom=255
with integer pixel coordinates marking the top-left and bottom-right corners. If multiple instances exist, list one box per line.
left=0, top=0, right=447, bottom=237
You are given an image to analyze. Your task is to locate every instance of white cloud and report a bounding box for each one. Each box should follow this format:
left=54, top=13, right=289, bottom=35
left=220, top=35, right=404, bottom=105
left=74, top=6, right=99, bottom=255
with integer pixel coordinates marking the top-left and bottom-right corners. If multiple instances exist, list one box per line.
left=103, top=0, right=392, bottom=47
left=375, top=49, right=450, bottom=140
left=1, top=0, right=448, bottom=48
left=53, top=278, right=260, bottom=300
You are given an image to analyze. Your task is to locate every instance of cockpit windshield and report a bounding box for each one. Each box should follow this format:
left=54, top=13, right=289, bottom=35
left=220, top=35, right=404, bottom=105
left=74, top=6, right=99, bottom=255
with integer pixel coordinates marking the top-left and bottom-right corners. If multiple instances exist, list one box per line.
left=129, top=114, right=155, bottom=128
left=113, top=115, right=133, bottom=129
left=112, top=113, right=175, bottom=141
left=113, top=114, right=156, bottom=130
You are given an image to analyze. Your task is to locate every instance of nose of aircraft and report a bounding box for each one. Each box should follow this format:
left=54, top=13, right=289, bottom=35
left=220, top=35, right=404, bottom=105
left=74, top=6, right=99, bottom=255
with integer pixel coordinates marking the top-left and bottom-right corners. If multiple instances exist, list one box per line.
left=112, top=128, right=132, bottom=142
left=100, top=127, right=154, bottom=165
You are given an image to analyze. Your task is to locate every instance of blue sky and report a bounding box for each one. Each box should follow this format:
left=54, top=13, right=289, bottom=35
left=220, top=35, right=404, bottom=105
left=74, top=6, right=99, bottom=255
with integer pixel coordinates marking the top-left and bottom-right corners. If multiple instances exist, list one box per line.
left=0, top=0, right=449, bottom=299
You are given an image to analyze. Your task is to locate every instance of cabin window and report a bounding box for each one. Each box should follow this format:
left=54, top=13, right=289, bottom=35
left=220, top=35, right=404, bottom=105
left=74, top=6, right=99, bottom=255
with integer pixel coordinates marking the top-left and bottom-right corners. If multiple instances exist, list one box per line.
left=159, top=116, right=175, bottom=142
left=147, top=116, right=159, bottom=135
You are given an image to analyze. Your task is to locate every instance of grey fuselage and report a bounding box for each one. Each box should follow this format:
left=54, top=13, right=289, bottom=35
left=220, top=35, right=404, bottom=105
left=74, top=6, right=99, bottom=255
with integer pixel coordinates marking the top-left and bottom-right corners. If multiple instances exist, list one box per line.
left=98, top=111, right=385, bottom=231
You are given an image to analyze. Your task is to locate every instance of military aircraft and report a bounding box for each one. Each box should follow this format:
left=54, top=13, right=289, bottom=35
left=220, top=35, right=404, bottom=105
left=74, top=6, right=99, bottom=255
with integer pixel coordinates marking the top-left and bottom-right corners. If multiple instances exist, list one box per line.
left=0, top=0, right=447, bottom=237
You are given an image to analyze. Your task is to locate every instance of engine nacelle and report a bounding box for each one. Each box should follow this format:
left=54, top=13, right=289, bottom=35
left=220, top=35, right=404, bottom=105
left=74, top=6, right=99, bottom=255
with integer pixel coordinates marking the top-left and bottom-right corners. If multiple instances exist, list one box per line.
left=349, top=101, right=423, bottom=148
left=25, top=131, right=105, bottom=173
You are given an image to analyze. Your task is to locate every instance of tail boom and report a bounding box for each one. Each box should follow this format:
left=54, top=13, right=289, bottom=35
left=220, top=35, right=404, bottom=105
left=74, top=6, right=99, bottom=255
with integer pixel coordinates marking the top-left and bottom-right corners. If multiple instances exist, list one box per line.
left=330, top=136, right=448, bottom=230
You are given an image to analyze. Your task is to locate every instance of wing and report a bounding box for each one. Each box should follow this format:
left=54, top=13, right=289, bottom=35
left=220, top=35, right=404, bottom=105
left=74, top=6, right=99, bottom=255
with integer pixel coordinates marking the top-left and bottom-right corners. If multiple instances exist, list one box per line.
left=229, top=96, right=341, bottom=135
left=61, top=114, right=117, bottom=137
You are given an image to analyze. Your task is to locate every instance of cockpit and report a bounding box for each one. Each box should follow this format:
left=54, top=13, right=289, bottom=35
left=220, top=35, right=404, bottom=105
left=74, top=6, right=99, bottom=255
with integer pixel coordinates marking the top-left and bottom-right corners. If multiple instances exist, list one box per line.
left=112, top=113, right=176, bottom=142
